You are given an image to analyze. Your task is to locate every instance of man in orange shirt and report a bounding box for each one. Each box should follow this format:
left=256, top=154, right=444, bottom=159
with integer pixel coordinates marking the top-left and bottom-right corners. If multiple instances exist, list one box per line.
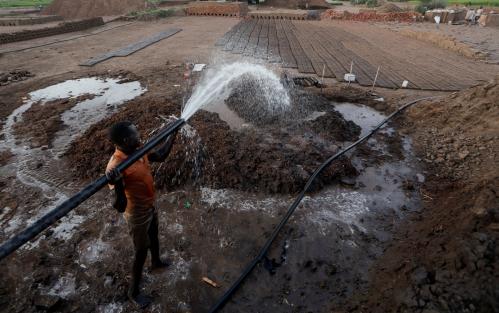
left=105, top=121, right=178, bottom=308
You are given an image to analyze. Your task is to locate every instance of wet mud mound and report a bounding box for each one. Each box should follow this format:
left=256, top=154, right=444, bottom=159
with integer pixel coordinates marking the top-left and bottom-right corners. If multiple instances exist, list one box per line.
left=351, top=78, right=499, bottom=313
left=67, top=87, right=360, bottom=194
left=0, top=70, right=34, bottom=87
left=226, top=79, right=361, bottom=143
left=13, top=95, right=95, bottom=148
left=43, top=0, right=146, bottom=19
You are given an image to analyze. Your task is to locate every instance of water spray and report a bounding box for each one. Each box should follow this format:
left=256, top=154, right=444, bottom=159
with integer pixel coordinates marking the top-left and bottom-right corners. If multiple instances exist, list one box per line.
left=0, top=62, right=290, bottom=261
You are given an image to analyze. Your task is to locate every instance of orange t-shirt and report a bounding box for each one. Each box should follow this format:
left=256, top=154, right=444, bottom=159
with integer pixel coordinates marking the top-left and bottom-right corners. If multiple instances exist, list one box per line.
left=106, top=149, right=155, bottom=216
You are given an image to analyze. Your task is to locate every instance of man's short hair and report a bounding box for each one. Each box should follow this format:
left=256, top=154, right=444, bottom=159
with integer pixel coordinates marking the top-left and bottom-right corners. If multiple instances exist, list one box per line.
left=108, top=121, right=135, bottom=145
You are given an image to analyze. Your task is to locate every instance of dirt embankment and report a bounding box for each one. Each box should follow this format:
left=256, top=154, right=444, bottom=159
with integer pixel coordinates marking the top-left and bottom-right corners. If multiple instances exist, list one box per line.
left=43, top=0, right=146, bottom=19
left=398, top=29, right=487, bottom=60
left=66, top=83, right=362, bottom=194
left=349, top=77, right=499, bottom=313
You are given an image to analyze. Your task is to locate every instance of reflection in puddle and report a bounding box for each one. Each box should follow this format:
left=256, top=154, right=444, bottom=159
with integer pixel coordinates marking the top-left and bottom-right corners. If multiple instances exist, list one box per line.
left=203, top=100, right=249, bottom=130
left=333, top=102, right=386, bottom=137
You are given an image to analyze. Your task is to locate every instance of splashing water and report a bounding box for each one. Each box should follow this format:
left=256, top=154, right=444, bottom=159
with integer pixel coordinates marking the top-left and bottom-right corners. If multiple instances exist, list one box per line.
left=181, top=62, right=290, bottom=121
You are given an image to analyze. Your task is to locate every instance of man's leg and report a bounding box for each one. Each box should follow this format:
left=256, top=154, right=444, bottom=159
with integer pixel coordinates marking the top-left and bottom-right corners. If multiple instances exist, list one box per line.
left=129, top=248, right=147, bottom=297
left=126, top=214, right=153, bottom=308
left=149, top=212, right=168, bottom=269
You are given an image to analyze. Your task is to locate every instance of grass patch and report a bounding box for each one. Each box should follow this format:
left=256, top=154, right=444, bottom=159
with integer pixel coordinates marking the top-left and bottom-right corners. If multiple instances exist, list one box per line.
left=0, top=0, right=52, bottom=8
left=407, top=0, right=499, bottom=6
left=447, top=0, right=499, bottom=5
left=128, top=8, right=176, bottom=19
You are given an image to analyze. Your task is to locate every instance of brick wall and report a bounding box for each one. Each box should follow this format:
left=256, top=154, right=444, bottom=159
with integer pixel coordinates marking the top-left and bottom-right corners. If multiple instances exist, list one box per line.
left=185, top=1, right=248, bottom=17
left=0, top=17, right=104, bottom=44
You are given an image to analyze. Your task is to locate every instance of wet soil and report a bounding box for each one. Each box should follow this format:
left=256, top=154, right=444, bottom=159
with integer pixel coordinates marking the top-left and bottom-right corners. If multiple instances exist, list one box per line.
left=0, top=150, right=12, bottom=167
left=0, top=56, right=496, bottom=313
left=343, top=77, right=499, bottom=313
left=13, top=94, right=95, bottom=148
left=66, top=79, right=363, bottom=194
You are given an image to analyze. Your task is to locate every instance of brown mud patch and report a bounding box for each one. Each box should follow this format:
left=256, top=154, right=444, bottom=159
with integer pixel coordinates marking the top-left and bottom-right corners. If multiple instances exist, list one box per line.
left=13, top=94, right=95, bottom=148
left=66, top=87, right=360, bottom=193
left=0, top=150, right=13, bottom=166
left=0, top=70, right=34, bottom=87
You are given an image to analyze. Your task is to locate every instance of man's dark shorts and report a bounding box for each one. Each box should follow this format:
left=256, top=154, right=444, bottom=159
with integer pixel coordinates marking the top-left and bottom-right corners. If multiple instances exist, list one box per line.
left=124, top=209, right=158, bottom=251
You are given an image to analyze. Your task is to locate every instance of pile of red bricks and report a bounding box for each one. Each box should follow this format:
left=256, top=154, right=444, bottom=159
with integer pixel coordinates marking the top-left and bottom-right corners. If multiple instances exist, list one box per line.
left=185, top=1, right=248, bottom=17
left=321, top=9, right=422, bottom=22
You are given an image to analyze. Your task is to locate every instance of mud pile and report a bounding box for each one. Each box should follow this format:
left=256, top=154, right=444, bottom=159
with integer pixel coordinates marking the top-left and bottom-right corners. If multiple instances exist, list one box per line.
left=377, top=3, right=404, bottom=13
left=398, top=29, right=487, bottom=60
left=66, top=84, right=361, bottom=194
left=14, top=95, right=95, bottom=148
left=353, top=77, right=499, bottom=312
left=225, top=77, right=361, bottom=142
left=43, top=0, right=146, bottom=19
left=0, top=70, right=34, bottom=86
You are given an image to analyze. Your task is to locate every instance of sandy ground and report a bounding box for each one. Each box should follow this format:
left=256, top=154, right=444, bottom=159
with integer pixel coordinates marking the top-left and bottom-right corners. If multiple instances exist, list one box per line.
left=0, top=13, right=497, bottom=313
left=381, top=22, right=499, bottom=64
left=0, top=16, right=239, bottom=79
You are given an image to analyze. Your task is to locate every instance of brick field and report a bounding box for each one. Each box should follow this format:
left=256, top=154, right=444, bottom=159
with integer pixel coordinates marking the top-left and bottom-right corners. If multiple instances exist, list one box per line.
left=217, top=19, right=495, bottom=91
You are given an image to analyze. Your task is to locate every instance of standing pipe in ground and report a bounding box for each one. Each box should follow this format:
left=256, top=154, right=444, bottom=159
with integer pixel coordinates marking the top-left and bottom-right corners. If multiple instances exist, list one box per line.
left=0, top=118, right=186, bottom=262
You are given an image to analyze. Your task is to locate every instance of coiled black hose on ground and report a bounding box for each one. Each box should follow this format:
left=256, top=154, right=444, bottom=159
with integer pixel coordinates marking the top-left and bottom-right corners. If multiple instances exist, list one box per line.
left=208, top=96, right=438, bottom=313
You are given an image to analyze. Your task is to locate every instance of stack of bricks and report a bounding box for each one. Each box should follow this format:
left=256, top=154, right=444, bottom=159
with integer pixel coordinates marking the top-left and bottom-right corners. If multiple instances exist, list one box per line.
left=185, top=1, right=248, bottom=17
left=0, top=17, right=104, bottom=44
left=321, top=9, right=422, bottom=23
left=0, top=15, right=63, bottom=27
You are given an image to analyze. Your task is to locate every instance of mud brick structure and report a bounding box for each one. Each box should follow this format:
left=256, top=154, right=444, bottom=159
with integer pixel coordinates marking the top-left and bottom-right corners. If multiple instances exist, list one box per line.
left=185, top=1, right=249, bottom=17
left=479, top=13, right=499, bottom=27
left=0, top=15, right=62, bottom=27
left=0, top=17, right=104, bottom=44
left=249, top=12, right=308, bottom=20
left=321, top=10, right=422, bottom=23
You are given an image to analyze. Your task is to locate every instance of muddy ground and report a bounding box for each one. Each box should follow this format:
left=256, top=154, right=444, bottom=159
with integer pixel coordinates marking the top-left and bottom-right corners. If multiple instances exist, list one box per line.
left=0, top=13, right=497, bottom=313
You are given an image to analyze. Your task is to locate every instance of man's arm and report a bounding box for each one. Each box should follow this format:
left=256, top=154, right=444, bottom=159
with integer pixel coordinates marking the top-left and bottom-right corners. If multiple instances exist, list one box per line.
left=112, top=180, right=127, bottom=212
left=106, top=168, right=127, bottom=212
left=148, top=133, right=177, bottom=163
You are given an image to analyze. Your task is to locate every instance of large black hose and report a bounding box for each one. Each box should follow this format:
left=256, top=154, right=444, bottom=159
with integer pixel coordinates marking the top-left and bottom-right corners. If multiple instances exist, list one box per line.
left=0, top=118, right=185, bottom=262
left=208, top=96, right=437, bottom=313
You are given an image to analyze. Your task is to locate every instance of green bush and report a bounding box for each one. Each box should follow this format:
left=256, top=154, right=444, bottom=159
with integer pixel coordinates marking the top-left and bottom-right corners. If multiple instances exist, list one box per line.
left=366, top=0, right=379, bottom=6
left=416, top=0, right=447, bottom=13
left=350, top=0, right=367, bottom=5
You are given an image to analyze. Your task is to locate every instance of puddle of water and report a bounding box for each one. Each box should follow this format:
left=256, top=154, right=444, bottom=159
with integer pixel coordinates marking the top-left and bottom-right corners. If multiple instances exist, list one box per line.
left=97, top=303, right=124, bottom=313
left=333, top=103, right=386, bottom=137
left=201, top=187, right=282, bottom=216
left=203, top=101, right=249, bottom=130
left=305, top=111, right=326, bottom=121
left=303, top=189, right=370, bottom=235
left=0, top=77, right=145, bottom=241
left=45, top=273, right=76, bottom=299
left=79, top=238, right=112, bottom=265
